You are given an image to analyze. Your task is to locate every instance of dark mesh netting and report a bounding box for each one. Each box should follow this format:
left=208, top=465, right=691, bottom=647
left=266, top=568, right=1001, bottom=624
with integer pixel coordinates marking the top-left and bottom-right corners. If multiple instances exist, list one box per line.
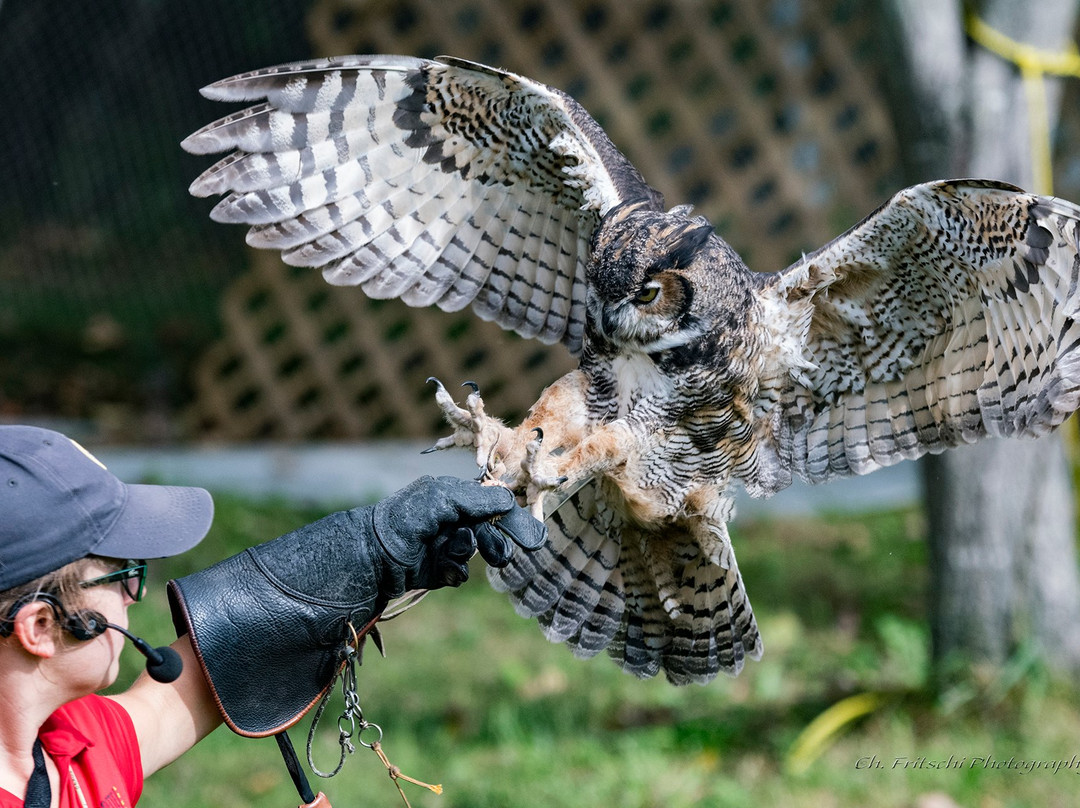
left=0, top=0, right=313, bottom=439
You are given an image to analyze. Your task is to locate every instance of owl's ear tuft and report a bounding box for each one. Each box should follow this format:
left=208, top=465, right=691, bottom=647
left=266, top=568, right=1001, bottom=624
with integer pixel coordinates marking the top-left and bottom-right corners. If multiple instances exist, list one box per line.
left=657, top=221, right=714, bottom=271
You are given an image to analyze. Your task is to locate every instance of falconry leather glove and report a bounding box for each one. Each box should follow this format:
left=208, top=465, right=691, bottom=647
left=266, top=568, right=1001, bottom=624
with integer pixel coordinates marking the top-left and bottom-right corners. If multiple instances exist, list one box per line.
left=167, top=475, right=545, bottom=737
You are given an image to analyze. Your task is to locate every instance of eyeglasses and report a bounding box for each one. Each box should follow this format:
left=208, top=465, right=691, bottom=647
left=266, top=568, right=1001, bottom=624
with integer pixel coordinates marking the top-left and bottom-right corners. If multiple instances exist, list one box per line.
left=79, top=560, right=148, bottom=602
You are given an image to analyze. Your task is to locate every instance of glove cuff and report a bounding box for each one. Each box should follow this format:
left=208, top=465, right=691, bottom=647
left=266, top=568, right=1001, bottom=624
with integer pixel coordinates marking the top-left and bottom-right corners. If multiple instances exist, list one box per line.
left=168, top=509, right=385, bottom=737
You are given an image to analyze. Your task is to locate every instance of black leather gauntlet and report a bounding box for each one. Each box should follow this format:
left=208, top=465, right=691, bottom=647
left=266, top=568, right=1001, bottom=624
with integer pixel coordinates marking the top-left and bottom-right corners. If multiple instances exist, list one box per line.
left=167, top=476, right=545, bottom=737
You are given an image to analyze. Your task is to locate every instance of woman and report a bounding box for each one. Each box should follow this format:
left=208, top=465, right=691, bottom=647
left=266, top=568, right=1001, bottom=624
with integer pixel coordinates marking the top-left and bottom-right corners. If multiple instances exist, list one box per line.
left=0, top=425, right=543, bottom=807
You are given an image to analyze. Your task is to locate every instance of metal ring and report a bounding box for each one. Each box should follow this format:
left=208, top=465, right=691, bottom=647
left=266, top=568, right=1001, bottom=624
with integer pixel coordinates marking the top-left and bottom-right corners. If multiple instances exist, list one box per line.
left=337, top=714, right=356, bottom=739
left=357, top=721, right=383, bottom=749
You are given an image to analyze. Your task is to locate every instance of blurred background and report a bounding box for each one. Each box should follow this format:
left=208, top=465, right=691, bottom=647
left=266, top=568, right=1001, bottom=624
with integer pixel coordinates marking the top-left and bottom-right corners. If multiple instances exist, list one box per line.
left=1, top=0, right=909, bottom=446
left=4, top=1, right=1080, bottom=806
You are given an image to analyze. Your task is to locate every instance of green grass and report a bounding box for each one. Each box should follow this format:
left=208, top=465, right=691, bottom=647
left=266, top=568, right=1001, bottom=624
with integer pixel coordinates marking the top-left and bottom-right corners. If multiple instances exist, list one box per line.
left=120, top=496, right=1080, bottom=808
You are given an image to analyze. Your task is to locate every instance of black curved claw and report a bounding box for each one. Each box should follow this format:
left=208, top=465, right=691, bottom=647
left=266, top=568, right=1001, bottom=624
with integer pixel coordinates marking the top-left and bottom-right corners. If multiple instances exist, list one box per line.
left=461, top=380, right=479, bottom=393
left=427, top=376, right=442, bottom=386
left=531, top=427, right=544, bottom=442
left=420, top=445, right=438, bottom=455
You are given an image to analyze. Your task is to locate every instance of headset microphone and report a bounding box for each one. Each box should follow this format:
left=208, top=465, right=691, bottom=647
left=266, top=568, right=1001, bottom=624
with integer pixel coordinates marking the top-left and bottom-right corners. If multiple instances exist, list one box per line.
left=3, top=594, right=186, bottom=684
left=101, top=621, right=184, bottom=683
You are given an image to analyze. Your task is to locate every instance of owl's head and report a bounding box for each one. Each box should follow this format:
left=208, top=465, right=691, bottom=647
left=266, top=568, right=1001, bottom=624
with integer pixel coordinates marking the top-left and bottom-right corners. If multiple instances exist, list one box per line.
left=586, top=203, right=746, bottom=353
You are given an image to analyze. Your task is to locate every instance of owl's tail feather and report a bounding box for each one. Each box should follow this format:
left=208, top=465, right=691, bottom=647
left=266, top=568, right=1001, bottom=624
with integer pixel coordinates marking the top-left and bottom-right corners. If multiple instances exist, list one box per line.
left=660, top=550, right=763, bottom=685
left=568, top=569, right=625, bottom=658
left=488, top=479, right=763, bottom=685
left=604, top=537, right=671, bottom=679
left=488, top=479, right=625, bottom=655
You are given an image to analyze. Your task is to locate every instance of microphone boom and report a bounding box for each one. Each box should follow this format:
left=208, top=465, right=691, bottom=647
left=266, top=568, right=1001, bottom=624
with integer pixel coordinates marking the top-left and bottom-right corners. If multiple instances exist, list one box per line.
left=105, top=622, right=184, bottom=683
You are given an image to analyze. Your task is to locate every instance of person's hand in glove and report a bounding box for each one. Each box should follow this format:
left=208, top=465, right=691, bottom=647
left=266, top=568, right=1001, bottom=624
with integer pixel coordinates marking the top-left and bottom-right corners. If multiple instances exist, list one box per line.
left=167, top=475, right=545, bottom=736
left=373, top=475, right=545, bottom=591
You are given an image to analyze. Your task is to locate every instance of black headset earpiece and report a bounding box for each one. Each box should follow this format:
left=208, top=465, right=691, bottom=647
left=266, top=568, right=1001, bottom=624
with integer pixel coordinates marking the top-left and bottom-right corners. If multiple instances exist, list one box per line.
left=0, top=592, right=75, bottom=637
left=60, top=606, right=109, bottom=641
left=4, top=592, right=108, bottom=641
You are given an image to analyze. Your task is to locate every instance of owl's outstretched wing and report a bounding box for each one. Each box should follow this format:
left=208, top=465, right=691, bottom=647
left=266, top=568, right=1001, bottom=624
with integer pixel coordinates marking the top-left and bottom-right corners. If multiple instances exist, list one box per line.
left=183, top=54, right=663, bottom=354
left=754, top=179, right=1080, bottom=488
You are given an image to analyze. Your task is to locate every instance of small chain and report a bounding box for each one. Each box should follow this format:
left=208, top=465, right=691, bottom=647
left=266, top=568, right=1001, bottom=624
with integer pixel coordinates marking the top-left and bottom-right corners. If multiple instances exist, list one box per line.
left=307, top=638, right=378, bottom=778
left=305, top=623, right=443, bottom=806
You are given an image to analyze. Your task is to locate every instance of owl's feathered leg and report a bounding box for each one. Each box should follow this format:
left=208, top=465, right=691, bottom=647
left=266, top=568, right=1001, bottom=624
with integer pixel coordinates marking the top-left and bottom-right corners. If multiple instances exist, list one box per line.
left=521, top=431, right=569, bottom=517
left=518, top=418, right=636, bottom=520
left=424, top=369, right=597, bottom=509
left=425, top=371, right=595, bottom=492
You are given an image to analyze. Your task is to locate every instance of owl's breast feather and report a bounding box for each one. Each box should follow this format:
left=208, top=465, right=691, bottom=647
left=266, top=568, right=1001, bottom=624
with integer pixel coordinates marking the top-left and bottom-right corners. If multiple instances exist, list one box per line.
left=610, top=353, right=674, bottom=418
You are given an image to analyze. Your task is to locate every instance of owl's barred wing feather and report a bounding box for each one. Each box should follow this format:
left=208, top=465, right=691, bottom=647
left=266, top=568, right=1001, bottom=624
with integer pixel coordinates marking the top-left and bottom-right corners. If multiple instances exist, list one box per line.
left=183, top=54, right=662, bottom=353
left=490, top=480, right=624, bottom=657
left=490, top=479, right=762, bottom=684
left=757, top=180, right=1080, bottom=486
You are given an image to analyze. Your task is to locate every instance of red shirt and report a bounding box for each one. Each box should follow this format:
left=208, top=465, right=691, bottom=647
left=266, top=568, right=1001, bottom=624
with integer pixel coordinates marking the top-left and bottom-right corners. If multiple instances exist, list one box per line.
left=0, top=695, right=143, bottom=808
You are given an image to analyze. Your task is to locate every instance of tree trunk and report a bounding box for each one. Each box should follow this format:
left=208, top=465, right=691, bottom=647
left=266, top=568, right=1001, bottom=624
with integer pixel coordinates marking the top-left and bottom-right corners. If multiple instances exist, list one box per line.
left=879, top=0, right=1080, bottom=673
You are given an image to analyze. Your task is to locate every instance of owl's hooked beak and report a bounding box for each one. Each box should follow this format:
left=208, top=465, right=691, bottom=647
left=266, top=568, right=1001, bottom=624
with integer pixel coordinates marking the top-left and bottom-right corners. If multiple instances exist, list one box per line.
left=584, top=287, right=618, bottom=344
left=599, top=307, right=620, bottom=341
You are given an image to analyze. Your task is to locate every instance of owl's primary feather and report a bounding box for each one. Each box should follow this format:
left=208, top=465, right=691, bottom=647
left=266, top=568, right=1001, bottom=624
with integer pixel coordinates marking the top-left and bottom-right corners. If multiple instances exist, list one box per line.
left=186, top=55, right=1080, bottom=685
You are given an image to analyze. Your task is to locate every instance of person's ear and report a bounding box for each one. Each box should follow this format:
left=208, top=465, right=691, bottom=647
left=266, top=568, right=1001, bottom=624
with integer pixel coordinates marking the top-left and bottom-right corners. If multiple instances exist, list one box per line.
left=11, top=600, right=61, bottom=659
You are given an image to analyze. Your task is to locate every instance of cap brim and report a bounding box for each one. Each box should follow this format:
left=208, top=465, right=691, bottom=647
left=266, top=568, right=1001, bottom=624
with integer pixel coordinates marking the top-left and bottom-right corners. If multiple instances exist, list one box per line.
left=94, top=483, right=214, bottom=560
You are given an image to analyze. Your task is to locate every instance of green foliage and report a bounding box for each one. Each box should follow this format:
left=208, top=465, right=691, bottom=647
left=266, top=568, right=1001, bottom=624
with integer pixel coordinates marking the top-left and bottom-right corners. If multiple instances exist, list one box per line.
left=123, top=498, right=1080, bottom=807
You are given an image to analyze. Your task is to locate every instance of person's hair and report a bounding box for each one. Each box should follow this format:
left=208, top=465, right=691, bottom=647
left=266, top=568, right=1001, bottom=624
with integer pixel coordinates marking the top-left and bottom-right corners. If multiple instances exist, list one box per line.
left=0, top=556, right=114, bottom=636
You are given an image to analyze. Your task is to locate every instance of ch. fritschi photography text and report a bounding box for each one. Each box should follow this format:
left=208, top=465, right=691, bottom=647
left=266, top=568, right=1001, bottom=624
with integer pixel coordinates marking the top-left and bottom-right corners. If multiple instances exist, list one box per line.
left=855, top=755, right=1080, bottom=774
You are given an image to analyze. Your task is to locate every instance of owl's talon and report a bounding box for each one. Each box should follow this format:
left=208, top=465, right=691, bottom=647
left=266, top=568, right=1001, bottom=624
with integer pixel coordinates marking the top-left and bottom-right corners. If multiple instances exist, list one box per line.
left=520, top=432, right=569, bottom=498
left=530, top=474, right=569, bottom=489
left=425, top=376, right=513, bottom=480
left=425, top=376, right=476, bottom=450
left=421, top=433, right=463, bottom=454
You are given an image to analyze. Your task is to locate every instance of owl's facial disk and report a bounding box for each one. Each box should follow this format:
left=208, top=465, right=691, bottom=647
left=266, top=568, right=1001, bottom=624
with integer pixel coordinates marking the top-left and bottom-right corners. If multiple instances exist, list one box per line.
left=588, top=209, right=714, bottom=352
left=590, top=269, right=700, bottom=352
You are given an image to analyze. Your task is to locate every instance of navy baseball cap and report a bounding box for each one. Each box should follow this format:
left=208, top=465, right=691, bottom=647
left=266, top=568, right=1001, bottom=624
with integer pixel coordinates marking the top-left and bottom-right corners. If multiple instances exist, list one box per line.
left=0, top=425, right=214, bottom=590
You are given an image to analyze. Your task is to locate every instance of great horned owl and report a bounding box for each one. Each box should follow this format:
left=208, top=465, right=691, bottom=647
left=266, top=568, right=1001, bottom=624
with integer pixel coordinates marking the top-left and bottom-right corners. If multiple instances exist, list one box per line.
left=184, top=55, right=1080, bottom=685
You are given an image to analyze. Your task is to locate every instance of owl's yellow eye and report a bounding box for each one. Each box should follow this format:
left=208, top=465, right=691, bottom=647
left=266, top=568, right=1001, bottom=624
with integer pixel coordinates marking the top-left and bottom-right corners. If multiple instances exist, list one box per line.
left=635, top=285, right=660, bottom=304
